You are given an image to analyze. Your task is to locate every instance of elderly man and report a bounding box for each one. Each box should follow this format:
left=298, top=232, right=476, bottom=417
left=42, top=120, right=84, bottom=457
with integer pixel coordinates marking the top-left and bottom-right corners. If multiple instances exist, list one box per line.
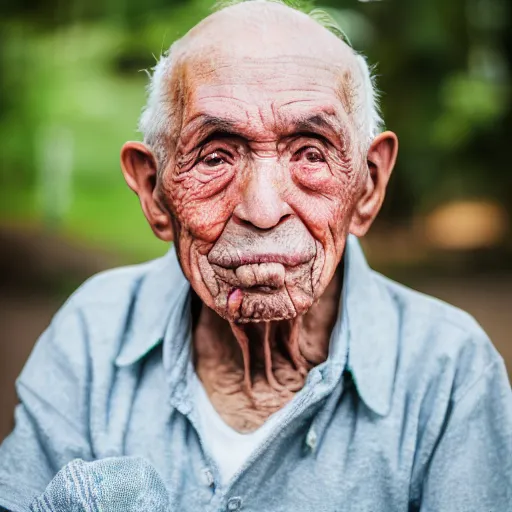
left=1, top=1, right=511, bottom=511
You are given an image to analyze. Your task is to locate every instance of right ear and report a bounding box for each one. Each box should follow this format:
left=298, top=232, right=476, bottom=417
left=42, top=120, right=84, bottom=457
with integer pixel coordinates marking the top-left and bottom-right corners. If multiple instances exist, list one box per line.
left=120, top=141, right=174, bottom=242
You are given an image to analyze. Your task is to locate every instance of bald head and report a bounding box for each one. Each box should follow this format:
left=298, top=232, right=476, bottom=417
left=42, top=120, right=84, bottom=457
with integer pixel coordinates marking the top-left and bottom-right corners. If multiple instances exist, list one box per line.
left=182, top=1, right=353, bottom=64
left=139, top=0, right=382, bottom=171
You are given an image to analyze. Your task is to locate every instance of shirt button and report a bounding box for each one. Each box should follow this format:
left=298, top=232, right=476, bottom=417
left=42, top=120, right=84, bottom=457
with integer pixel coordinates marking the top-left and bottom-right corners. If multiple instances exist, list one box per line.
left=201, top=468, right=214, bottom=487
left=227, top=497, right=242, bottom=511
left=306, top=428, right=318, bottom=451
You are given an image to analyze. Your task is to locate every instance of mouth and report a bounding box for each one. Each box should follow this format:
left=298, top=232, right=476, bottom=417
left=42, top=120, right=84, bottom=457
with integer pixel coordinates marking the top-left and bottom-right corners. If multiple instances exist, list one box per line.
left=244, top=285, right=276, bottom=294
left=208, top=251, right=311, bottom=269
left=211, top=261, right=286, bottom=291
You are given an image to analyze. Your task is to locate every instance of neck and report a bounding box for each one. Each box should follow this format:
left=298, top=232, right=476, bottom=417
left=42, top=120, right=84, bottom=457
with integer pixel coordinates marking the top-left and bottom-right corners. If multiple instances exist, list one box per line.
left=193, top=269, right=342, bottom=432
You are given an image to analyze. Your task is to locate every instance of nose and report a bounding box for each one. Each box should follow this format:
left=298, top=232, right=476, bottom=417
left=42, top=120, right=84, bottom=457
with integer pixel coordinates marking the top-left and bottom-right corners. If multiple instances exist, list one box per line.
left=233, top=165, right=292, bottom=230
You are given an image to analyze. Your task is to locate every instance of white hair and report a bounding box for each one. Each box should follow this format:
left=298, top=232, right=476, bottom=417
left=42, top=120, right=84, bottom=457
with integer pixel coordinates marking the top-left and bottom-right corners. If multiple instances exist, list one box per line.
left=138, top=0, right=384, bottom=172
left=138, top=41, right=182, bottom=171
left=354, top=54, right=383, bottom=145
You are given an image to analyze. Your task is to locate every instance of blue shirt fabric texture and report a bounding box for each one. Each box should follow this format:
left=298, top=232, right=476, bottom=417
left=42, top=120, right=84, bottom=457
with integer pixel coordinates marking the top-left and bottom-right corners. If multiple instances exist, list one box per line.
left=0, top=235, right=511, bottom=512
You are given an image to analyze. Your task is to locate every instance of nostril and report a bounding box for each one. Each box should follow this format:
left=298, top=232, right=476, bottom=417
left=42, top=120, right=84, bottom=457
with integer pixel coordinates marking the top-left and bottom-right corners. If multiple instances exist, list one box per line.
left=254, top=213, right=292, bottom=232
left=233, top=216, right=254, bottom=228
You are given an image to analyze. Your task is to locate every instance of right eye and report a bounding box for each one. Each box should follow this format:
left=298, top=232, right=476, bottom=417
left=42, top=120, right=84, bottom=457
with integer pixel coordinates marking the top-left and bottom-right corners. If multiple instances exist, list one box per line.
left=202, top=152, right=227, bottom=167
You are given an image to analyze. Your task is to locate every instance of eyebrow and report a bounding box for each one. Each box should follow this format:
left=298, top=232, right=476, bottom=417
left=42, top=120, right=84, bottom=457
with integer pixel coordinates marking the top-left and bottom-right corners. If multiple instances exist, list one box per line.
left=292, top=113, right=342, bottom=145
left=180, top=115, right=241, bottom=150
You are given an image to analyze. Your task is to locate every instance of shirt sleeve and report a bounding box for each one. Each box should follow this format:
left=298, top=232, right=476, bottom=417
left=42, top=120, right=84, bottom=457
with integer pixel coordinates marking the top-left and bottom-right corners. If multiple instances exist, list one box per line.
left=0, top=304, right=93, bottom=512
left=420, top=358, right=512, bottom=511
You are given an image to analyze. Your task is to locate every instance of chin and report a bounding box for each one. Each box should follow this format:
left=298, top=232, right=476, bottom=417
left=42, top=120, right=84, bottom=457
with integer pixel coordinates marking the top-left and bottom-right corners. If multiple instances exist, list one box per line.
left=231, top=287, right=310, bottom=323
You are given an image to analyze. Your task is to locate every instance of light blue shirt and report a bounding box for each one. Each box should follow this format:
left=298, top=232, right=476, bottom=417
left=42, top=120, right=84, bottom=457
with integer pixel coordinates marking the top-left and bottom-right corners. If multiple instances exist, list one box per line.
left=1, top=235, right=511, bottom=511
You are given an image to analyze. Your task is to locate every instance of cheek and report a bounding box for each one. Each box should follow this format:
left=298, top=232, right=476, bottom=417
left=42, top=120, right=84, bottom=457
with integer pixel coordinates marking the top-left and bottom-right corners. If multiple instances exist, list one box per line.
left=164, top=168, right=237, bottom=243
left=289, top=165, right=361, bottom=246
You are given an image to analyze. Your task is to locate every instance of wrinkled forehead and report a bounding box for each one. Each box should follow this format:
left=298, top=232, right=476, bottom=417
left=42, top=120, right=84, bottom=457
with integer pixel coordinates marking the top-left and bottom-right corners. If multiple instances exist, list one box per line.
left=175, top=51, right=359, bottom=144
left=169, top=10, right=360, bottom=138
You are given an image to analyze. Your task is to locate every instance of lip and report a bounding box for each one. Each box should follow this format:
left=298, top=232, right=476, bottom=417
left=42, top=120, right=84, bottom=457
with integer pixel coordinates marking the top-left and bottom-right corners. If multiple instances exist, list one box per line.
left=208, top=251, right=310, bottom=269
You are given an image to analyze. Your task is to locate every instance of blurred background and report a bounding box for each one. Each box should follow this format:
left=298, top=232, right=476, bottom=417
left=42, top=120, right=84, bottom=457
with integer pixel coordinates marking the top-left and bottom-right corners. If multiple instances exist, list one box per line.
left=1, top=0, right=511, bottom=441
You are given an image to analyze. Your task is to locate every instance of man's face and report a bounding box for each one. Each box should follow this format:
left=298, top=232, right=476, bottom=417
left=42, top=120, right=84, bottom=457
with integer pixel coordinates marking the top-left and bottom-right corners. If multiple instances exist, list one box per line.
left=158, top=39, right=367, bottom=323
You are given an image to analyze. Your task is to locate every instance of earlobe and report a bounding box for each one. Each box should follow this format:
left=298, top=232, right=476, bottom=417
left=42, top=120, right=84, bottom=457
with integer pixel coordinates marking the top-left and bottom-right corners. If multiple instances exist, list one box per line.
left=120, top=141, right=174, bottom=242
left=349, top=131, right=398, bottom=237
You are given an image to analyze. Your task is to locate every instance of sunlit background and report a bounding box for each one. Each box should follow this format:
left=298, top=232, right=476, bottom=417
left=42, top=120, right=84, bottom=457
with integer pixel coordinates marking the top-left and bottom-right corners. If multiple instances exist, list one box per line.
left=1, top=0, right=511, bottom=440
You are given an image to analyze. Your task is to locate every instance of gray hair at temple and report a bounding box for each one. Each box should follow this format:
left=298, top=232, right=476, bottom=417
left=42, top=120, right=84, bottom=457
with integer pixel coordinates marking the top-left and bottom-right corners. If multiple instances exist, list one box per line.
left=138, top=0, right=384, bottom=173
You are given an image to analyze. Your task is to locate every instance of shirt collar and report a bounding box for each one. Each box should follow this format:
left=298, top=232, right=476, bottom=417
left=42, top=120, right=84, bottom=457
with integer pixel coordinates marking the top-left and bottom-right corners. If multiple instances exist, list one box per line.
left=115, top=235, right=398, bottom=416
left=114, top=247, right=189, bottom=366
left=342, top=235, right=399, bottom=416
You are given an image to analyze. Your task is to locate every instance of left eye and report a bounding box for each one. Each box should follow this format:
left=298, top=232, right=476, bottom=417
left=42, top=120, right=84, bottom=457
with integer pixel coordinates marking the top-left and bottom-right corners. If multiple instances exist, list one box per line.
left=202, top=152, right=227, bottom=167
left=294, top=147, right=325, bottom=163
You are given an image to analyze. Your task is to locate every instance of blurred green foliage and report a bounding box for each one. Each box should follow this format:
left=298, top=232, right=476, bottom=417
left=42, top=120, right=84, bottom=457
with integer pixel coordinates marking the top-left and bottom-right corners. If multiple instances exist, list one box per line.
left=0, top=0, right=510, bottom=260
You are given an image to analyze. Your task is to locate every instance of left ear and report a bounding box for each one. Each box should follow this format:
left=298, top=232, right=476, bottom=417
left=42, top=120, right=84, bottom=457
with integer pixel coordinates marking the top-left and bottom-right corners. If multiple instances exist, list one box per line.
left=349, top=131, right=398, bottom=237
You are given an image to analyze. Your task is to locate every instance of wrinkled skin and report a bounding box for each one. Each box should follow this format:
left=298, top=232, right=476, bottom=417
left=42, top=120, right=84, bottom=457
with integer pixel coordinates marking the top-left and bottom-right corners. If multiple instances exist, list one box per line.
left=121, top=2, right=398, bottom=431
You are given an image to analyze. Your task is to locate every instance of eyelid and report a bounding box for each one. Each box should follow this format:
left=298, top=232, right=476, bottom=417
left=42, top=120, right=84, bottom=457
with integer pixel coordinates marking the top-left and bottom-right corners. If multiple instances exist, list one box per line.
left=200, top=136, right=238, bottom=154
left=291, top=141, right=325, bottom=155
left=198, top=145, right=234, bottom=162
left=287, top=134, right=329, bottom=152
left=193, top=131, right=245, bottom=156
left=297, top=146, right=323, bottom=157
left=302, top=145, right=323, bottom=153
left=195, top=129, right=243, bottom=149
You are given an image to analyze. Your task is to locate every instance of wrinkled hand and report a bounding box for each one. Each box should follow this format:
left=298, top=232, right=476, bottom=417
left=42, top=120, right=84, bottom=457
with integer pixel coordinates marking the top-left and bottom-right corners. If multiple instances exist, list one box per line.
left=29, top=457, right=171, bottom=512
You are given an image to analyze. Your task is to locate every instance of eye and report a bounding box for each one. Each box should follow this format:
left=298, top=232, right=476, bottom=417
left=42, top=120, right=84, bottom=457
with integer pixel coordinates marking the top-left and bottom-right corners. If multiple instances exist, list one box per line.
left=292, top=146, right=326, bottom=163
left=202, top=151, right=227, bottom=167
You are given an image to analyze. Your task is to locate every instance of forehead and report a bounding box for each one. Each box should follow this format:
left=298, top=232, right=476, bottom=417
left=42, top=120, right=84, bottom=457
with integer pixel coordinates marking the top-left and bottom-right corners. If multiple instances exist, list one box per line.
left=178, top=52, right=355, bottom=139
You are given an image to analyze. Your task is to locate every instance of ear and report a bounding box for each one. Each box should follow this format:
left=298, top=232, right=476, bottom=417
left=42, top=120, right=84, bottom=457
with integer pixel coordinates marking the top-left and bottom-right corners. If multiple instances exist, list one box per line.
left=349, top=131, right=398, bottom=237
left=120, top=141, right=174, bottom=242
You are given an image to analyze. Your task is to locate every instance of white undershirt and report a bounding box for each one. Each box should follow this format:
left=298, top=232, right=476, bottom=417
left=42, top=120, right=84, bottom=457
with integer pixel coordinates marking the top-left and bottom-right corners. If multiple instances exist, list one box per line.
left=191, top=373, right=288, bottom=485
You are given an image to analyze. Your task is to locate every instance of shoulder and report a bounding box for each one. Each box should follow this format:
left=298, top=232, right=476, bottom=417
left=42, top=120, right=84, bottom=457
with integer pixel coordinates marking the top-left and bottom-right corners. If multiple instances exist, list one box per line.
left=374, top=272, right=504, bottom=401
left=376, top=274, right=512, bottom=504
left=22, top=249, right=187, bottom=378
left=65, top=256, right=166, bottom=310
left=49, top=257, right=162, bottom=343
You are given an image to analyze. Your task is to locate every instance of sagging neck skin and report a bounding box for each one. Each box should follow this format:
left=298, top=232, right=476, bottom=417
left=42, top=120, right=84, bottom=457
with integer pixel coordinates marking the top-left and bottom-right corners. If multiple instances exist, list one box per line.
left=192, top=267, right=342, bottom=433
